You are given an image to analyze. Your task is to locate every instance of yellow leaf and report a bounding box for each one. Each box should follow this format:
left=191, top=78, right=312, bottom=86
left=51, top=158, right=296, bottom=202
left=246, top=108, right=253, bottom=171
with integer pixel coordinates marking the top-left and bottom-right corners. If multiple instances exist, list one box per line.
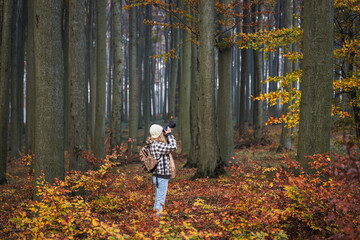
left=92, top=218, right=99, bottom=227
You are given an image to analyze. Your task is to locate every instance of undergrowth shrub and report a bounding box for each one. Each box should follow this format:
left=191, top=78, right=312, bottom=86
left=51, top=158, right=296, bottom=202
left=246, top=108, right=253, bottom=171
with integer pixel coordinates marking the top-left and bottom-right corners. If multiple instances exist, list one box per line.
left=0, top=153, right=34, bottom=238
left=8, top=150, right=126, bottom=239
left=226, top=151, right=360, bottom=239
left=1, top=143, right=360, bottom=239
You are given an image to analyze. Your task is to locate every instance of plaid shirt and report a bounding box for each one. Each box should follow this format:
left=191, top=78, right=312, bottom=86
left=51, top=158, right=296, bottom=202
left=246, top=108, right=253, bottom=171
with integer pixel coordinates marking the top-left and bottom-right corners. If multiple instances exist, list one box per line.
left=148, top=134, right=177, bottom=178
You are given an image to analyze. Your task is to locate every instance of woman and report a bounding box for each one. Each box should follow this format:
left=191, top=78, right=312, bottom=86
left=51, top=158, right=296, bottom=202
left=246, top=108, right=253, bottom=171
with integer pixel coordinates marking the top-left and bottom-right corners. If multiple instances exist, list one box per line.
left=146, top=124, right=177, bottom=218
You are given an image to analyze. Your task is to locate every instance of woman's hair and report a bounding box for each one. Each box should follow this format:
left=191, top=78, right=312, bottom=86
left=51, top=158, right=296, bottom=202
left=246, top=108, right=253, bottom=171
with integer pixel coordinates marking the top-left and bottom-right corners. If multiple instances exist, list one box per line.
left=146, top=134, right=166, bottom=144
left=153, top=135, right=166, bottom=143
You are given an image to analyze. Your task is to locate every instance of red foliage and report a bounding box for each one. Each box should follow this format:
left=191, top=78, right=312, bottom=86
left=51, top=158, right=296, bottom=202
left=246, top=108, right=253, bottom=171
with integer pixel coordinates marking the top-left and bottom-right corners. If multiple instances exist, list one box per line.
left=1, top=144, right=360, bottom=239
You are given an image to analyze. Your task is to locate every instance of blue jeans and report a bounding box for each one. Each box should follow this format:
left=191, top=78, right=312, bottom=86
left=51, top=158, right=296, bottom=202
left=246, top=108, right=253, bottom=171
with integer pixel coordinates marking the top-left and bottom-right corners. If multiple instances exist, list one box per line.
left=152, top=176, right=169, bottom=218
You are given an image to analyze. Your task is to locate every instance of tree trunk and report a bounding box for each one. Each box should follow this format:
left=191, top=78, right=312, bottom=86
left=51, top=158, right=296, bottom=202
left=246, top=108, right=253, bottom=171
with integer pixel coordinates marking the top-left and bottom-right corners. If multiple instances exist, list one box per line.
left=253, top=3, right=264, bottom=144
left=93, top=0, right=107, bottom=159
left=124, top=41, right=129, bottom=122
left=238, top=47, right=247, bottom=136
left=163, top=28, right=169, bottom=120
left=107, top=22, right=113, bottom=129
left=179, top=2, right=191, bottom=155
left=185, top=9, right=200, bottom=168
left=218, top=0, right=234, bottom=163
left=88, top=0, right=96, bottom=151
left=19, top=0, right=26, bottom=155
left=238, top=0, right=249, bottom=136
left=195, top=0, right=224, bottom=178
left=63, top=2, right=70, bottom=152
left=128, top=5, right=138, bottom=154
left=151, top=54, right=156, bottom=120
left=111, top=0, right=123, bottom=148
left=68, top=0, right=87, bottom=172
left=26, top=0, right=35, bottom=153
left=10, top=0, right=25, bottom=159
left=143, top=3, right=151, bottom=140
left=297, top=0, right=333, bottom=171
left=0, top=0, right=14, bottom=185
left=169, top=5, right=179, bottom=122
left=108, top=14, right=113, bottom=128
left=279, top=0, right=293, bottom=151
left=136, top=15, right=143, bottom=130
left=234, top=4, right=241, bottom=127
left=247, top=50, right=254, bottom=124
left=34, top=0, right=64, bottom=184
left=253, top=50, right=263, bottom=143
left=150, top=45, right=156, bottom=121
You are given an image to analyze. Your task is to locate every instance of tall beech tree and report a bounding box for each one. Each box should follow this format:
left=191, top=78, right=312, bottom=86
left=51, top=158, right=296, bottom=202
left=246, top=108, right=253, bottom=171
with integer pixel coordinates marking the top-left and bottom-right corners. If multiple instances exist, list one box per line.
left=186, top=6, right=200, bottom=168
left=169, top=1, right=180, bottom=122
left=196, top=0, right=224, bottom=178
left=279, top=0, right=293, bottom=151
left=297, top=0, right=334, bottom=171
left=94, top=0, right=107, bottom=159
left=238, top=0, right=250, bottom=136
left=179, top=2, right=191, bottom=155
left=253, top=3, right=264, bottom=144
left=33, top=0, right=65, bottom=183
left=88, top=0, right=96, bottom=150
left=111, top=0, right=124, bottom=148
left=68, top=0, right=87, bottom=172
left=10, top=0, right=26, bottom=159
left=63, top=1, right=70, bottom=153
left=218, top=0, right=234, bottom=163
left=26, top=0, right=35, bottom=153
left=128, top=3, right=138, bottom=154
left=0, top=0, right=14, bottom=185
left=143, top=3, right=152, bottom=140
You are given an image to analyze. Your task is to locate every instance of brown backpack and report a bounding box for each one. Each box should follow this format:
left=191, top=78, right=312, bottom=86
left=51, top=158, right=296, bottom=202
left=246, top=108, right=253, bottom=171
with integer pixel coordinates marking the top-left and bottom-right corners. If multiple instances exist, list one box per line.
left=139, top=146, right=158, bottom=172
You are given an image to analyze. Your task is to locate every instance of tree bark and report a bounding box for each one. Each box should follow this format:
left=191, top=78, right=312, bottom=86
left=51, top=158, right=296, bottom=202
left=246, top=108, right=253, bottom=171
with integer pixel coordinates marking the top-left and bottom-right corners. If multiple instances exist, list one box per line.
left=179, top=2, right=191, bottom=155
left=279, top=0, right=293, bottom=151
left=10, top=0, right=25, bottom=159
left=143, top=4, right=151, bottom=140
left=169, top=3, right=179, bottom=122
left=68, top=0, right=87, bottom=172
left=185, top=9, right=200, bottom=168
left=253, top=3, right=264, bottom=144
left=26, top=0, right=35, bottom=153
left=239, top=0, right=250, bottom=136
left=111, top=0, right=123, bottom=148
left=0, top=0, right=14, bottom=185
left=93, top=0, right=107, bottom=159
left=195, top=0, right=224, bottom=178
left=218, top=0, right=234, bottom=163
left=253, top=50, right=263, bottom=143
left=163, top=28, right=169, bottom=120
left=63, top=2, right=70, bottom=152
left=88, top=0, right=96, bottom=151
left=297, top=0, right=333, bottom=171
left=128, top=4, right=138, bottom=154
left=238, top=46, right=247, bottom=136
left=19, top=0, right=26, bottom=158
left=34, top=0, right=65, bottom=184
left=136, top=14, right=143, bottom=130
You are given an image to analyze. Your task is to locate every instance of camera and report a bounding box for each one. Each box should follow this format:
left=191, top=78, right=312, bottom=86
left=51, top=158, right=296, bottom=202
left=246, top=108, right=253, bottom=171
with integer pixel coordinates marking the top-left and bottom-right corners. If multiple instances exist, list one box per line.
left=163, top=121, right=176, bottom=131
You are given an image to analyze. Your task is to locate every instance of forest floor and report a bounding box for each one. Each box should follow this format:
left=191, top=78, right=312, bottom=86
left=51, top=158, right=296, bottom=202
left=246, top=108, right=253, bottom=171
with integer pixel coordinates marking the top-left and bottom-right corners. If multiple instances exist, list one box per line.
left=1, top=126, right=359, bottom=239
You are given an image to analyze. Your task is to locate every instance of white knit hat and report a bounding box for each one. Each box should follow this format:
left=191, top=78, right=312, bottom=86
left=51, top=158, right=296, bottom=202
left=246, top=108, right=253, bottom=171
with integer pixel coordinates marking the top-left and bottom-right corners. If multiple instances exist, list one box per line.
left=150, top=124, right=163, bottom=138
